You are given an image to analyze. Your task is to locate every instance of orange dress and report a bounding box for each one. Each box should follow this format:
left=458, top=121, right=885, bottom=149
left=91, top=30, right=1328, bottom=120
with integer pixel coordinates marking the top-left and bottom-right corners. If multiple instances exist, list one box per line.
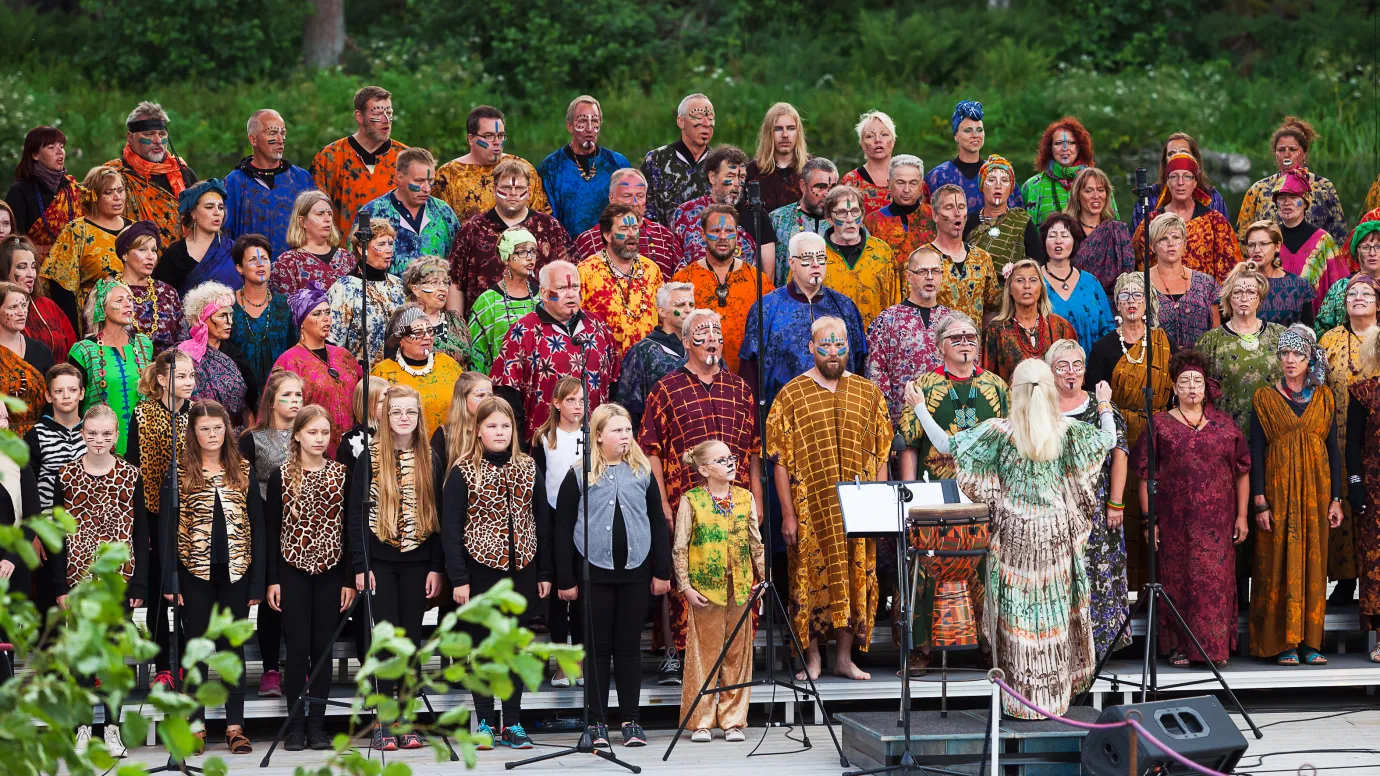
left=1133, top=206, right=1242, bottom=283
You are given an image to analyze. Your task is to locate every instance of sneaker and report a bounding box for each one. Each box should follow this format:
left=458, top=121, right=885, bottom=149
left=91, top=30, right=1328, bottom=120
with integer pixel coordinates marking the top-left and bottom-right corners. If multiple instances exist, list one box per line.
left=691, top=728, right=712, bottom=743
left=587, top=722, right=609, bottom=748
left=258, top=669, right=283, bottom=697
left=307, top=723, right=333, bottom=751
left=75, top=725, right=92, bottom=755
left=658, top=650, right=682, bottom=686
left=550, top=674, right=571, bottom=688
left=150, top=669, right=175, bottom=691
left=576, top=676, right=585, bottom=687
left=501, top=724, right=534, bottom=750
left=475, top=720, right=495, bottom=751
left=104, top=725, right=128, bottom=758
left=371, top=727, right=398, bottom=752
left=725, top=727, right=746, bottom=742
left=398, top=731, right=426, bottom=749
left=284, top=722, right=307, bottom=752
left=621, top=722, right=647, bottom=747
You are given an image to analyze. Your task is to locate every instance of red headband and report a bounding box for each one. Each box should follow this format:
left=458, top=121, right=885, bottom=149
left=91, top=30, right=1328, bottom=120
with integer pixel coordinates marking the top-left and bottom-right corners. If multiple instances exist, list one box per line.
left=1163, top=153, right=1199, bottom=177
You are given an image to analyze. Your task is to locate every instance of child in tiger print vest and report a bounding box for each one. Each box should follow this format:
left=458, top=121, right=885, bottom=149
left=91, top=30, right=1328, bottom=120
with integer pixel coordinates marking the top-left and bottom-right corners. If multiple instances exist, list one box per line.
left=263, top=405, right=353, bottom=752
left=52, top=404, right=147, bottom=757
left=671, top=439, right=765, bottom=743
left=440, top=396, right=551, bottom=751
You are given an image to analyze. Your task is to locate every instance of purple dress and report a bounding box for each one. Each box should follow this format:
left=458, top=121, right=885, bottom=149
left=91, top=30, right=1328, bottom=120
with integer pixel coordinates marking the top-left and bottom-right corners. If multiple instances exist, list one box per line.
left=1257, top=272, right=1316, bottom=327
left=1155, top=271, right=1222, bottom=349
left=1073, top=221, right=1135, bottom=294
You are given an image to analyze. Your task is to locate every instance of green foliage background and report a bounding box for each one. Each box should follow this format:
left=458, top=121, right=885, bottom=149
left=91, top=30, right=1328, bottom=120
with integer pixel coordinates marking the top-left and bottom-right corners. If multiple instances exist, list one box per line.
left=0, top=0, right=1376, bottom=216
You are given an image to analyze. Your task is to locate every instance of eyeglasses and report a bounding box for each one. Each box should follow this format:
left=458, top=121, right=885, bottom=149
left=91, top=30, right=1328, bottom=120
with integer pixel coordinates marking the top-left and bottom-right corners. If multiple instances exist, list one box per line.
left=1230, top=289, right=1260, bottom=299
left=908, top=267, right=942, bottom=277
left=830, top=208, right=863, bottom=220
left=710, top=455, right=738, bottom=467
left=388, top=408, right=421, bottom=419
left=944, top=333, right=978, bottom=345
left=1245, top=240, right=1276, bottom=251
left=510, top=248, right=540, bottom=259
left=1346, top=289, right=1377, bottom=301
left=1116, top=291, right=1145, bottom=302
left=476, top=132, right=507, bottom=144
left=1052, top=361, right=1085, bottom=374
left=1359, top=245, right=1380, bottom=256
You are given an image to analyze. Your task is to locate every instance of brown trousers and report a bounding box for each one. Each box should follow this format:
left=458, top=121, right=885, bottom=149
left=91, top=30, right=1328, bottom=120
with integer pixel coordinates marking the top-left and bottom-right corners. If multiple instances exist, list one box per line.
left=680, top=576, right=754, bottom=731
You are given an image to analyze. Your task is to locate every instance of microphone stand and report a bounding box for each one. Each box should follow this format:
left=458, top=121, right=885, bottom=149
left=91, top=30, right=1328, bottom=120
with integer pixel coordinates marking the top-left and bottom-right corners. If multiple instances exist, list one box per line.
left=507, top=323, right=638, bottom=773
left=663, top=180, right=847, bottom=765
left=145, top=368, right=201, bottom=775
left=1075, top=169, right=1261, bottom=740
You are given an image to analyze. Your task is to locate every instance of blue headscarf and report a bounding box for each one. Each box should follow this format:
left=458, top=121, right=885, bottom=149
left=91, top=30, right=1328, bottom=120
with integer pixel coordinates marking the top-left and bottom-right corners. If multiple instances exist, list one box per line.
left=177, top=177, right=228, bottom=217
left=951, top=100, right=984, bottom=137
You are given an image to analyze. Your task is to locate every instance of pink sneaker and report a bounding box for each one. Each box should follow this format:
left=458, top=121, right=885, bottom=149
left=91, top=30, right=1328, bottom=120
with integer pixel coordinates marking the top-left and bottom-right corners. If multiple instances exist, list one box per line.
left=258, top=669, right=283, bottom=697
left=150, top=670, right=175, bottom=691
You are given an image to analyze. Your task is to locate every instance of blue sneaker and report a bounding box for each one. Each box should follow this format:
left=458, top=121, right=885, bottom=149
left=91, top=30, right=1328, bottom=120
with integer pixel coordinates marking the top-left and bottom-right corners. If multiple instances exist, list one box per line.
left=475, top=720, right=495, bottom=751
left=501, top=723, right=534, bottom=749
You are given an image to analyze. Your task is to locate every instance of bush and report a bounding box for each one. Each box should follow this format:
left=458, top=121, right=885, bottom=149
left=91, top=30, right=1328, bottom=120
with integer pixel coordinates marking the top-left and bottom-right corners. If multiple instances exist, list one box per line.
left=76, top=0, right=311, bottom=87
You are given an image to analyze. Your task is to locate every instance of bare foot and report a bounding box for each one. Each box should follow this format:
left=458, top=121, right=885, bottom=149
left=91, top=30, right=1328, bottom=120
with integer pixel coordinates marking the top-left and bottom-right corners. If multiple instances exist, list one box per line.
left=795, top=649, right=822, bottom=681
left=834, top=659, right=871, bottom=681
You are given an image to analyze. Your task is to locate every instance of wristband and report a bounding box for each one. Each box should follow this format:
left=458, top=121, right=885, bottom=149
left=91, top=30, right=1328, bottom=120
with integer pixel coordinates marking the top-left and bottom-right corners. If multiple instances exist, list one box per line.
left=1105, top=500, right=1124, bottom=510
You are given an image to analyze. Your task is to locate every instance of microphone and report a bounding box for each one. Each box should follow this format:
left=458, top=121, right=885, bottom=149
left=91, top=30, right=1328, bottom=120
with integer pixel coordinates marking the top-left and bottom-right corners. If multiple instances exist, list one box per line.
left=890, top=432, right=907, bottom=457
left=747, top=180, right=762, bottom=212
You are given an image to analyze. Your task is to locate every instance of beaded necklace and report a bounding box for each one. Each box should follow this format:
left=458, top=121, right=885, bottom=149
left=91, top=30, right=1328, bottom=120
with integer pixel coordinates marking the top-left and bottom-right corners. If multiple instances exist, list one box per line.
left=601, top=250, right=648, bottom=320
left=127, top=278, right=159, bottom=340
left=709, top=489, right=735, bottom=518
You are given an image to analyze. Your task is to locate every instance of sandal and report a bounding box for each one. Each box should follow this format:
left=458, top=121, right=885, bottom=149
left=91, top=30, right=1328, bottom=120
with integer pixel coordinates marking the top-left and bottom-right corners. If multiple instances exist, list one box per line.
left=1168, top=651, right=1190, bottom=667
left=898, top=652, right=928, bottom=678
left=191, top=731, right=206, bottom=755
left=1370, top=643, right=1380, bottom=663
left=226, top=728, right=253, bottom=754
left=1276, top=649, right=1300, bottom=666
left=1300, top=647, right=1328, bottom=666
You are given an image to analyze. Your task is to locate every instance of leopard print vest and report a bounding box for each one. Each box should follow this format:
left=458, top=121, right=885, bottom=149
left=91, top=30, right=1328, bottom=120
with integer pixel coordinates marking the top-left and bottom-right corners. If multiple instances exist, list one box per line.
left=133, top=400, right=187, bottom=514
left=178, top=461, right=254, bottom=583
left=280, top=460, right=348, bottom=574
left=61, top=458, right=140, bottom=588
left=456, top=456, right=538, bottom=571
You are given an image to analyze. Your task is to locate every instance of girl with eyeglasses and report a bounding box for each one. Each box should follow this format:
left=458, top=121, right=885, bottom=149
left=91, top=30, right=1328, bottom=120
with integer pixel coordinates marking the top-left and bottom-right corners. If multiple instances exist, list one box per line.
left=347, top=384, right=444, bottom=751
left=672, top=439, right=764, bottom=743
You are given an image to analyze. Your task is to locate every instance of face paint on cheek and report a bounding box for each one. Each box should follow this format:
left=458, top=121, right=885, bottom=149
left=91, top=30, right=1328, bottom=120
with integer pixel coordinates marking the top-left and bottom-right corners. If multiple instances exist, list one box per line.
left=407, top=183, right=423, bottom=192
left=548, top=292, right=562, bottom=302
left=137, top=138, right=153, bottom=145
left=475, top=138, right=489, bottom=149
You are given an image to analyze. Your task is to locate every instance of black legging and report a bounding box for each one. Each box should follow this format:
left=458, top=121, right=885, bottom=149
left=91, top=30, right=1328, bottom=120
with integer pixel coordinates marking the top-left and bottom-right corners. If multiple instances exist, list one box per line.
left=258, top=603, right=282, bottom=673
left=147, top=517, right=182, bottom=673
left=180, top=564, right=250, bottom=727
left=548, top=552, right=585, bottom=649
left=465, top=559, right=537, bottom=728
left=582, top=576, right=650, bottom=724
left=366, top=558, right=431, bottom=698
left=279, top=563, right=345, bottom=723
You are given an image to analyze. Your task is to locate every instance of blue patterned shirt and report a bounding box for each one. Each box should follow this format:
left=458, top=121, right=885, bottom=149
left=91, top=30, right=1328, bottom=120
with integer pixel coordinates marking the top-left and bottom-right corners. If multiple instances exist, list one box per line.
left=223, top=160, right=317, bottom=260
left=538, top=146, right=632, bottom=239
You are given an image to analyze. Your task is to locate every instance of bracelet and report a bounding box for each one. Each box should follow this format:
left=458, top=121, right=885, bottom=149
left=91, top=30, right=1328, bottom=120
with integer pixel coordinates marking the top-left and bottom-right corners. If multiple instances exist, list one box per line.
left=1105, top=500, right=1124, bottom=510
left=1097, top=401, right=1114, bottom=412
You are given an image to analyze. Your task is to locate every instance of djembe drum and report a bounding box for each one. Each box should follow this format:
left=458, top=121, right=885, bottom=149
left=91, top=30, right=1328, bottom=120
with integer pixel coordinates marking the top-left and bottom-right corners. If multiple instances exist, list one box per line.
left=907, top=502, right=990, bottom=649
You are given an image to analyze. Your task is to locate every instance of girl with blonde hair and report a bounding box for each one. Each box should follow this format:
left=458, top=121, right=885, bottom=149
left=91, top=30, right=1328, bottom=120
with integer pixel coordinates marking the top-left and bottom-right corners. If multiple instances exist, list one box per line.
left=554, top=403, right=670, bottom=748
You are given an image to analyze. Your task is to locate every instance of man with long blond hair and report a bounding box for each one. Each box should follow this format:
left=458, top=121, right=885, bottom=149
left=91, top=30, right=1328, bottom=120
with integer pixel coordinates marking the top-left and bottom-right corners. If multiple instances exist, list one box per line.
left=746, top=102, right=809, bottom=213
left=906, top=357, right=1116, bottom=718
left=766, top=315, right=890, bottom=681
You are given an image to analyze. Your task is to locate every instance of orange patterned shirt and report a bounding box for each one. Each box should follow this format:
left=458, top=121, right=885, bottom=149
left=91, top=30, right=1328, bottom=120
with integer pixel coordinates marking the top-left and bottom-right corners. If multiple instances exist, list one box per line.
left=433, top=154, right=551, bottom=224
left=864, top=204, right=936, bottom=271
left=578, top=252, right=665, bottom=356
left=1133, top=206, right=1243, bottom=283
left=672, top=259, right=775, bottom=373
left=311, top=137, right=409, bottom=236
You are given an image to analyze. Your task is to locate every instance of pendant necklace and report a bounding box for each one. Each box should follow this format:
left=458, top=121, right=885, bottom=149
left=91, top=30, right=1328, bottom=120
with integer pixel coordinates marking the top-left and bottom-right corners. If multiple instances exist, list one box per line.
left=948, top=381, right=979, bottom=430
left=1046, top=264, right=1074, bottom=291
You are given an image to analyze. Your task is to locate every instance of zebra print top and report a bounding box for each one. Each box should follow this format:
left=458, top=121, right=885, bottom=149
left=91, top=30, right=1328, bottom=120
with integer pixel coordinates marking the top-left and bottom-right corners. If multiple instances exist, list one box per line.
left=25, top=416, right=85, bottom=510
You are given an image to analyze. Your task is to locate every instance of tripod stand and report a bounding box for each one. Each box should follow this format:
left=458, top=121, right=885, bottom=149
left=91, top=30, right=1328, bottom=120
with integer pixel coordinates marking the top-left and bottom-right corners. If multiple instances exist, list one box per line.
left=1075, top=169, right=1261, bottom=741
left=663, top=181, right=846, bottom=766
left=506, top=327, right=638, bottom=773
left=262, top=219, right=456, bottom=764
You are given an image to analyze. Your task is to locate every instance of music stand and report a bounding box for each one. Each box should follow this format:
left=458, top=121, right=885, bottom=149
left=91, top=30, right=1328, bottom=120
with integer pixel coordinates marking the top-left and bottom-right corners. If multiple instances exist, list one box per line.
left=837, top=480, right=981, bottom=776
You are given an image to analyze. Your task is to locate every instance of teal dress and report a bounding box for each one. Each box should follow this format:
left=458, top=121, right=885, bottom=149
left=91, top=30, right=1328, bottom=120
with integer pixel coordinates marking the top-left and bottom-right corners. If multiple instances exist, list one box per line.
left=1046, top=270, right=1115, bottom=348
left=68, top=333, right=154, bottom=456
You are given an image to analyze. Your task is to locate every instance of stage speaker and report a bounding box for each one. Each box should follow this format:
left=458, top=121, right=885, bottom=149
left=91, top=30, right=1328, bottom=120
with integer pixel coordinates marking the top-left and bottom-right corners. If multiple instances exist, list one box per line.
left=1081, top=696, right=1247, bottom=776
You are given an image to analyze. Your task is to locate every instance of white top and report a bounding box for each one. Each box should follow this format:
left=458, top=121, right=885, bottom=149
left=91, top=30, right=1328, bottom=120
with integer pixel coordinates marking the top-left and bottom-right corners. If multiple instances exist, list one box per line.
left=543, top=427, right=581, bottom=509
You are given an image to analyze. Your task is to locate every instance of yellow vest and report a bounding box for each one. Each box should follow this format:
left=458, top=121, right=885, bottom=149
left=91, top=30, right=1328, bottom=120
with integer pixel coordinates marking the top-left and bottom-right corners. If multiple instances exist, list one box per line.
left=685, top=485, right=755, bottom=606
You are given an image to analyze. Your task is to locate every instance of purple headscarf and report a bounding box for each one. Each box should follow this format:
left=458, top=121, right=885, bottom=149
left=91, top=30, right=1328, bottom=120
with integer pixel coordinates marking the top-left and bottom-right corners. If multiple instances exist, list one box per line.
left=288, top=282, right=329, bottom=329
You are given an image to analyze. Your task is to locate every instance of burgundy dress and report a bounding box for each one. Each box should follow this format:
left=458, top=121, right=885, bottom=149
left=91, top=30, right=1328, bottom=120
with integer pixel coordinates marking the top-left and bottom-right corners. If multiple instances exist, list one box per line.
left=1131, top=407, right=1250, bottom=662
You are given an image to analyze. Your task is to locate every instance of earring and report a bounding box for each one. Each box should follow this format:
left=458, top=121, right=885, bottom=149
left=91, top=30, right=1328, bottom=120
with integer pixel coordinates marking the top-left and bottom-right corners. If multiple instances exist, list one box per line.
left=1114, top=315, right=1123, bottom=325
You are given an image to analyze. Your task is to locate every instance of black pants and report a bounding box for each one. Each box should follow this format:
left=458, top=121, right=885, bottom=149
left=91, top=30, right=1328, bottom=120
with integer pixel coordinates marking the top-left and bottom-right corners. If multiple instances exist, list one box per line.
left=180, top=564, right=250, bottom=727
left=258, top=602, right=282, bottom=672
left=548, top=552, right=585, bottom=649
left=465, top=559, right=537, bottom=729
left=367, top=558, right=431, bottom=698
left=147, top=527, right=182, bottom=672
left=582, top=576, right=649, bottom=724
left=280, top=563, right=345, bottom=723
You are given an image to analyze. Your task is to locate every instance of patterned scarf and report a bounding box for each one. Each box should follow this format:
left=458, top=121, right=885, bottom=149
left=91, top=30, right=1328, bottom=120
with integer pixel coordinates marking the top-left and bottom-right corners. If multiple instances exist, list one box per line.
left=89, top=278, right=124, bottom=326
left=1045, top=160, right=1085, bottom=187
left=1276, top=325, right=1327, bottom=388
left=121, top=143, right=189, bottom=197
